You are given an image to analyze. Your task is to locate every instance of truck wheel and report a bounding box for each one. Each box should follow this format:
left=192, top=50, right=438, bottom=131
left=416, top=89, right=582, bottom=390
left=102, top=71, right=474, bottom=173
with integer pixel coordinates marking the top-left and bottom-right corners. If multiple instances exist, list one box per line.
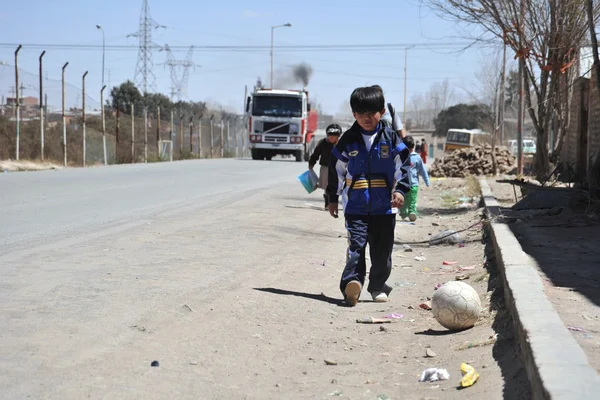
left=265, top=154, right=273, bottom=161
left=251, top=149, right=261, bottom=160
left=295, top=150, right=303, bottom=162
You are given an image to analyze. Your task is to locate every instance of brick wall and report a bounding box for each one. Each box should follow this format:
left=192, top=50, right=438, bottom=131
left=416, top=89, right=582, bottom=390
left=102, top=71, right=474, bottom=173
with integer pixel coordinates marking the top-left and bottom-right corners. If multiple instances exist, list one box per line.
left=563, top=70, right=600, bottom=183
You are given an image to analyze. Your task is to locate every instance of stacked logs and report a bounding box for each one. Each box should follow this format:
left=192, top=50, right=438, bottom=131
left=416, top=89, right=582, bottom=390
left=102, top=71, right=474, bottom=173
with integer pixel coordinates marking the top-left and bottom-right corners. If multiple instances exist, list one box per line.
left=429, top=145, right=516, bottom=177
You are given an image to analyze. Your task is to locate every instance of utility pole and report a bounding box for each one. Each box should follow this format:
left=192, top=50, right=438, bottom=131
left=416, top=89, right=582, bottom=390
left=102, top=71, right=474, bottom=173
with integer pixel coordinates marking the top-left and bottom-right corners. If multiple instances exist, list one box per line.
left=62, top=62, right=69, bottom=167
left=129, top=0, right=164, bottom=94
left=517, top=0, right=526, bottom=175
left=96, top=25, right=105, bottom=88
left=101, top=85, right=107, bottom=165
left=144, top=107, right=148, bottom=162
left=403, top=45, right=415, bottom=125
left=500, top=40, right=507, bottom=146
left=82, top=71, right=88, bottom=166
left=131, top=103, right=135, bottom=163
left=270, top=23, right=292, bottom=88
left=162, top=45, right=197, bottom=102
left=15, top=45, right=22, bottom=160
left=39, top=51, right=46, bottom=161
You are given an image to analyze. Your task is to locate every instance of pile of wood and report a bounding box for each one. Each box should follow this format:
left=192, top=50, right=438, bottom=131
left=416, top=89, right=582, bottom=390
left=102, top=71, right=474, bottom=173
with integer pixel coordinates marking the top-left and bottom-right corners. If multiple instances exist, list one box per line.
left=429, top=145, right=516, bottom=177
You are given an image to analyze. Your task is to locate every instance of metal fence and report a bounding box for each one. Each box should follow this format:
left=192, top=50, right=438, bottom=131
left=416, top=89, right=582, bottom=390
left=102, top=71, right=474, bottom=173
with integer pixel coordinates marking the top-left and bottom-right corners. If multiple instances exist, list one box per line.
left=113, top=111, right=250, bottom=164
left=0, top=111, right=250, bottom=166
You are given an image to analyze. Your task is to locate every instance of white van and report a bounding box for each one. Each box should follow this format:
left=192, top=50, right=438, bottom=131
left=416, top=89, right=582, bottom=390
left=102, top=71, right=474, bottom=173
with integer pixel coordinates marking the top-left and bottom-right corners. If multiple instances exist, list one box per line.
left=508, top=139, right=536, bottom=155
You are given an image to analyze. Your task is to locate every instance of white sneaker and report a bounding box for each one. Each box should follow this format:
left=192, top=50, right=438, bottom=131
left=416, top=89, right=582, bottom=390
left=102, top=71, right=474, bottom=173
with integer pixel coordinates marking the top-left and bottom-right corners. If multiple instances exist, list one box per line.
left=344, top=281, right=362, bottom=307
left=372, top=291, right=389, bottom=303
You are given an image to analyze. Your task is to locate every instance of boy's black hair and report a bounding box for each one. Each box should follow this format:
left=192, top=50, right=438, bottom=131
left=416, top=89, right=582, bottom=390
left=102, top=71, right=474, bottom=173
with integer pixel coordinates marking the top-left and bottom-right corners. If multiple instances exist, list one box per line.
left=350, top=85, right=385, bottom=113
left=403, top=135, right=415, bottom=150
left=326, top=124, right=342, bottom=136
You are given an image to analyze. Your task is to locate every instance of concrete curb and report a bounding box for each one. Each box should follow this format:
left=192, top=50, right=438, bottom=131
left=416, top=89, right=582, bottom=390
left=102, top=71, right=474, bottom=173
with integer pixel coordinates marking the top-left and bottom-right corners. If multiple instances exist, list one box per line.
left=480, top=179, right=600, bottom=400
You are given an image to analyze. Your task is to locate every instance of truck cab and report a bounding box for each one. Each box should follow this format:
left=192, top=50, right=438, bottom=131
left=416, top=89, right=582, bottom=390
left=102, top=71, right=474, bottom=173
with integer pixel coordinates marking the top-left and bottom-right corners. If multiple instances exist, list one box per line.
left=246, top=88, right=317, bottom=162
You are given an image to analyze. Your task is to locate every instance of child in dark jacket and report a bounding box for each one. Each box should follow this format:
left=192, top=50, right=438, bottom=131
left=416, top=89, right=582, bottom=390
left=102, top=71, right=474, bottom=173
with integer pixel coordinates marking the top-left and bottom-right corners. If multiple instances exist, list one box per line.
left=326, top=86, right=411, bottom=306
left=309, top=124, right=342, bottom=208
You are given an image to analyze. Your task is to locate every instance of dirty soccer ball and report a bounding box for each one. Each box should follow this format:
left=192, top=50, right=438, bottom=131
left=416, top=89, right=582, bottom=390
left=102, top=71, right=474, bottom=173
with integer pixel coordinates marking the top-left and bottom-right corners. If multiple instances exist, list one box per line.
left=431, top=281, right=482, bottom=330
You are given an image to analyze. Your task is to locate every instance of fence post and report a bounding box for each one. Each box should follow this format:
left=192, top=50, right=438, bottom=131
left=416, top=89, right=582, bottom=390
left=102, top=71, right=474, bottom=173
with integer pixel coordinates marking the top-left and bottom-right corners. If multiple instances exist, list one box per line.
left=198, top=118, right=202, bottom=157
left=39, top=50, right=46, bottom=161
left=170, top=110, right=174, bottom=148
left=210, top=117, right=214, bottom=158
left=189, top=116, right=194, bottom=154
left=180, top=115, right=184, bottom=156
left=241, top=116, right=247, bottom=158
left=220, top=119, right=224, bottom=158
left=82, top=71, right=88, bottom=167
left=15, top=45, right=22, bottom=160
left=226, top=118, right=231, bottom=158
left=235, top=116, right=239, bottom=159
left=116, top=105, right=120, bottom=164
left=101, top=85, right=107, bottom=165
left=156, top=106, right=161, bottom=159
left=144, top=107, right=148, bottom=163
left=62, top=62, right=69, bottom=167
left=131, top=103, right=135, bottom=163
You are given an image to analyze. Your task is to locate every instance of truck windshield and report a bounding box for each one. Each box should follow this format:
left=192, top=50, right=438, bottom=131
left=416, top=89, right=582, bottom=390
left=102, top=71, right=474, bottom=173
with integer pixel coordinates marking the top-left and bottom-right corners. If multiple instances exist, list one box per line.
left=252, top=95, right=302, bottom=118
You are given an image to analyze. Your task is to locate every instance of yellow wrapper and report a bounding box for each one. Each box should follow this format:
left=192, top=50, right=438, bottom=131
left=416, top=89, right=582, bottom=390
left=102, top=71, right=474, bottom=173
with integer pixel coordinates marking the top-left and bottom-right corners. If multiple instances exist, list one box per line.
left=460, top=362, right=480, bottom=387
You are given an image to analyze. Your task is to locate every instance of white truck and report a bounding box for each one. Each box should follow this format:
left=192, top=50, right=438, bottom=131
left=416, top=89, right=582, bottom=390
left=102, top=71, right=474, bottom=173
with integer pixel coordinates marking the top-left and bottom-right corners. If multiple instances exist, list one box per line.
left=245, top=88, right=318, bottom=162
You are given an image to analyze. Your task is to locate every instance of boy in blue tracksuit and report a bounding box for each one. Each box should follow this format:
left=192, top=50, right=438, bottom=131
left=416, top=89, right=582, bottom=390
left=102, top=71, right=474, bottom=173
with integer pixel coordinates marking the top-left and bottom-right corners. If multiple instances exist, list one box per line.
left=326, top=85, right=411, bottom=306
left=400, top=136, right=430, bottom=222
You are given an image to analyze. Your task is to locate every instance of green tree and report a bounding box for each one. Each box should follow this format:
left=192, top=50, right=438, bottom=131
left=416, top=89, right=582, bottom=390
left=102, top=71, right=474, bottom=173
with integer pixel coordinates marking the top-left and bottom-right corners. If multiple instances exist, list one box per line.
left=433, top=103, right=491, bottom=137
left=144, top=93, right=174, bottom=119
left=109, top=80, right=208, bottom=121
left=110, top=80, right=144, bottom=115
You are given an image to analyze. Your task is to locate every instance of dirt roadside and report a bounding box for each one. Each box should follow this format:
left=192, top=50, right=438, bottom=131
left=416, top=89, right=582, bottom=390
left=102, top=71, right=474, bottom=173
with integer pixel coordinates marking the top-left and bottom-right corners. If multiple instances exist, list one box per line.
left=0, top=177, right=530, bottom=399
left=0, top=159, right=63, bottom=172
left=487, top=178, right=600, bottom=373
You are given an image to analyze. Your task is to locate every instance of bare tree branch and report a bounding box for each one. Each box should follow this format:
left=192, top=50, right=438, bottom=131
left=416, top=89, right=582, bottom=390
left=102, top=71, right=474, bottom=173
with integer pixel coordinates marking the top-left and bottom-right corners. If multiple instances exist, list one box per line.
left=423, top=0, right=598, bottom=179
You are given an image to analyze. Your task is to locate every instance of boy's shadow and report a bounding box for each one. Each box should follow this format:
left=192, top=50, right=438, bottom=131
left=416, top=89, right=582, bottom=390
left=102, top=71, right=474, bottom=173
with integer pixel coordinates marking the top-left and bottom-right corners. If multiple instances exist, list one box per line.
left=254, top=287, right=352, bottom=307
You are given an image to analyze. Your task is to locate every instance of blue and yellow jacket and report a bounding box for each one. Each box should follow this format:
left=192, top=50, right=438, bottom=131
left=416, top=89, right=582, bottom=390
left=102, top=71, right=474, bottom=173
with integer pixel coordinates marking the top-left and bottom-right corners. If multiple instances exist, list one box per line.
left=326, top=122, right=411, bottom=216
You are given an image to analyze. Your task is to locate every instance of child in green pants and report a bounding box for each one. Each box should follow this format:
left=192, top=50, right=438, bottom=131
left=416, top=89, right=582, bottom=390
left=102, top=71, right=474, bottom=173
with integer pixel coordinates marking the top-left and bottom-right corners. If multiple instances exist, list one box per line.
left=400, top=136, right=430, bottom=221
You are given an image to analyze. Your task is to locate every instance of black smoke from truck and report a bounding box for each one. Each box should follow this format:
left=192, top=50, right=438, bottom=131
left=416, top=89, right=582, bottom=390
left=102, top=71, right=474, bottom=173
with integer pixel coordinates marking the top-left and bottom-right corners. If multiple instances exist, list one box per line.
left=292, top=63, right=313, bottom=86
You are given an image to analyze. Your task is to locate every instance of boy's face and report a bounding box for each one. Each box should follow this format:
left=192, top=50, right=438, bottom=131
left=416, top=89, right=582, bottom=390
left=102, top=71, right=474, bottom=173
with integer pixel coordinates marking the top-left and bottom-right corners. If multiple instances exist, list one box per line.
left=353, top=109, right=385, bottom=132
left=327, top=135, right=339, bottom=144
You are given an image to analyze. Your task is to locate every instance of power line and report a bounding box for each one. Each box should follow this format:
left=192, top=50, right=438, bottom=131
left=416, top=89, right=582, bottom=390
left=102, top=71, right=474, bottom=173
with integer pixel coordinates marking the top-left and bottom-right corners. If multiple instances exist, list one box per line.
left=0, top=41, right=497, bottom=52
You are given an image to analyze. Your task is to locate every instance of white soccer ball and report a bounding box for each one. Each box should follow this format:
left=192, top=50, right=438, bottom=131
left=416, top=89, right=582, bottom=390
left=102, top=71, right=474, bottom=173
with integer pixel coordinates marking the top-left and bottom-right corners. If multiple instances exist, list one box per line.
left=431, top=281, right=482, bottom=330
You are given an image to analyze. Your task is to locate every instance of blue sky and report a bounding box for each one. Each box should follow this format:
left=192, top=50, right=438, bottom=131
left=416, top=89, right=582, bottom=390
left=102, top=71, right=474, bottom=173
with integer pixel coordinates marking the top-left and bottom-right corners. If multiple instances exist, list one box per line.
left=0, top=0, right=503, bottom=114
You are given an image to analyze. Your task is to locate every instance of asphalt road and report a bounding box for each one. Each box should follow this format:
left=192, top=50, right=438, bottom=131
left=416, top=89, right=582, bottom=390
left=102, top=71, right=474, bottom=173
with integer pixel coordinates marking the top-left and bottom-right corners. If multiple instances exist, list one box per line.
left=0, top=158, right=306, bottom=256
left=0, top=159, right=524, bottom=399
